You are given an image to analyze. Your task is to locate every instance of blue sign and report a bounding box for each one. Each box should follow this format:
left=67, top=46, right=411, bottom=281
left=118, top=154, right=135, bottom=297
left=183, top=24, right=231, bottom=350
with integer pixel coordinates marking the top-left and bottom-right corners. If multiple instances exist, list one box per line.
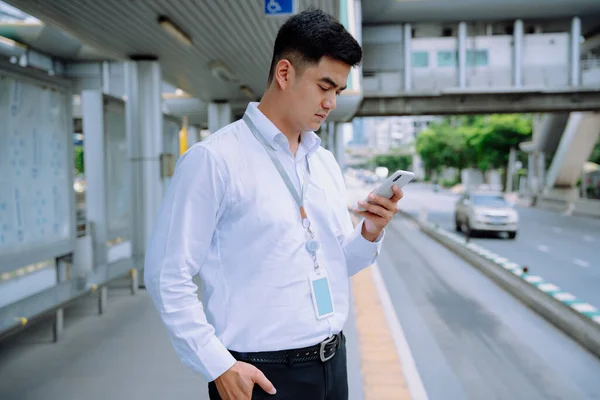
left=264, top=0, right=295, bottom=16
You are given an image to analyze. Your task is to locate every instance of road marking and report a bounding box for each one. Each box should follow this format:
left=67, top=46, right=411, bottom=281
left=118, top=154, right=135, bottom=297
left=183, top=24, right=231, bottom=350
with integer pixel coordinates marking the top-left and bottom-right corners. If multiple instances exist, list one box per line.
left=554, top=292, right=576, bottom=301
left=536, top=245, right=549, bottom=253
left=573, top=259, right=590, bottom=268
left=584, top=235, right=594, bottom=242
left=525, top=275, right=544, bottom=284
left=538, top=283, right=560, bottom=292
left=552, top=227, right=563, bottom=233
left=572, top=303, right=597, bottom=313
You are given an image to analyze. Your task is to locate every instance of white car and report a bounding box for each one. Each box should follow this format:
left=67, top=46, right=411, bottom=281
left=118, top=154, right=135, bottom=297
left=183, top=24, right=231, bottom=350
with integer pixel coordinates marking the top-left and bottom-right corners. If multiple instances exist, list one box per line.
left=454, top=191, right=519, bottom=239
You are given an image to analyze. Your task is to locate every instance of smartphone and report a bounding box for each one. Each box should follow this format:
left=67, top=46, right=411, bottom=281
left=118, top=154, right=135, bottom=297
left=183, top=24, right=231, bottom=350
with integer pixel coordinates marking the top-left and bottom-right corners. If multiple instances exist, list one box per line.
left=356, top=170, right=414, bottom=211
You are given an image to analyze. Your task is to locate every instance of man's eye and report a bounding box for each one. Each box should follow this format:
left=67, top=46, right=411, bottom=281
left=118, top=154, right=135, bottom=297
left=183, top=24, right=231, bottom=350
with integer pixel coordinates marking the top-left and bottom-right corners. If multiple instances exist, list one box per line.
left=319, top=86, right=328, bottom=91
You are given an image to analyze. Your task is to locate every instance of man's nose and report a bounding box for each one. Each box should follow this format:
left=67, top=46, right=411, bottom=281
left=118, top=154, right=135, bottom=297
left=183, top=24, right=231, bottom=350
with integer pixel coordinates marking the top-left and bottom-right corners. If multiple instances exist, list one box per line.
left=322, top=94, right=336, bottom=111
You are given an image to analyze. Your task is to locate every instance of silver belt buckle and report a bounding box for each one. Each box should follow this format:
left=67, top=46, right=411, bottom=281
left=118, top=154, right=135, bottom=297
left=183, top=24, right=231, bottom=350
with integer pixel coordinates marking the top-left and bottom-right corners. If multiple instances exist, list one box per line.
left=319, top=335, right=337, bottom=362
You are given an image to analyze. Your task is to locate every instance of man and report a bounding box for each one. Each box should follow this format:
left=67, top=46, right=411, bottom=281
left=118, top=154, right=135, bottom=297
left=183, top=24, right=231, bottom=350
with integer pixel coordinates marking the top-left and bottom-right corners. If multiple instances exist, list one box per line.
left=144, top=8, right=403, bottom=400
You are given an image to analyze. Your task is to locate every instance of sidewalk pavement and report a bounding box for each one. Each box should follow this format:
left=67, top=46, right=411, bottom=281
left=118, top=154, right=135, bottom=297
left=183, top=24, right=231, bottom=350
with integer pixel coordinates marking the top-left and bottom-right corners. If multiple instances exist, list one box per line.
left=0, top=178, right=415, bottom=400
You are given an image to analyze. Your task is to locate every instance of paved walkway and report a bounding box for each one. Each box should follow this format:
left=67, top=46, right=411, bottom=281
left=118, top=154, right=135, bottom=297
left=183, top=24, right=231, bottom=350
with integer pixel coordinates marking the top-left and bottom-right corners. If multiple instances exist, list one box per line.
left=0, top=180, right=416, bottom=400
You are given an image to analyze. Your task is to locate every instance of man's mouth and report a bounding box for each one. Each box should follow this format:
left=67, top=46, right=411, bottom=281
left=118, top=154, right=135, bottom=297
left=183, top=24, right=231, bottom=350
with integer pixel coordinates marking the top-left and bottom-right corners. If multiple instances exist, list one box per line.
left=316, top=113, right=327, bottom=120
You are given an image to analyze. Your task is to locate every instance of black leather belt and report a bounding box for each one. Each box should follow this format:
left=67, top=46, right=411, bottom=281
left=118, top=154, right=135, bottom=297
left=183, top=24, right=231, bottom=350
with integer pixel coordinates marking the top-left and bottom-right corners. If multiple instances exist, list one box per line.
left=229, top=332, right=344, bottom=364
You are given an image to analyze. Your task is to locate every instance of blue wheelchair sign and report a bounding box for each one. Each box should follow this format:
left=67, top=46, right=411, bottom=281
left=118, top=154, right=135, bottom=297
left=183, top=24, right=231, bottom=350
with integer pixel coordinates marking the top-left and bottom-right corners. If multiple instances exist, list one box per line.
left=265, top=0, right=296, bottom=16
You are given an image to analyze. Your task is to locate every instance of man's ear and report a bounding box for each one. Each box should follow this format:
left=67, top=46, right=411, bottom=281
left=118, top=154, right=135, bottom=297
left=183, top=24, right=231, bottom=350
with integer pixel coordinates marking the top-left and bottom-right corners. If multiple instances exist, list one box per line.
left=274, top=59, right=295, bottom=90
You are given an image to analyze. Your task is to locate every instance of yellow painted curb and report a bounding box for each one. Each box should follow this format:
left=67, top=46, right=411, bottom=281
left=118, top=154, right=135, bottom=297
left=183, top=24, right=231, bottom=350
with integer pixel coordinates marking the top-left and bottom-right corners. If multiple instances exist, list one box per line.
left=350, top=215, right=412, bottom=400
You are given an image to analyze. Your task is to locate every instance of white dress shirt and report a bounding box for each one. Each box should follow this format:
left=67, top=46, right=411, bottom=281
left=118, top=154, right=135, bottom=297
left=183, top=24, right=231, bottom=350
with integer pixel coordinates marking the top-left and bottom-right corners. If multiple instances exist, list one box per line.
left=144, top=102, right=384, bottom=382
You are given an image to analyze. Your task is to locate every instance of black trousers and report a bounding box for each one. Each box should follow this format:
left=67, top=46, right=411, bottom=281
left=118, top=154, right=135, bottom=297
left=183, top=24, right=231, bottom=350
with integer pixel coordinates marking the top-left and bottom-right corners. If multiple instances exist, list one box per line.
left=208, top=339, right=348, bottom=400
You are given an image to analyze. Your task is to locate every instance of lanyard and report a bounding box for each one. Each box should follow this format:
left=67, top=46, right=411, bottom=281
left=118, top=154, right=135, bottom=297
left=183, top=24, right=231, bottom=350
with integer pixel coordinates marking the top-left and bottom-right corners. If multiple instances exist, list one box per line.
left=243, top=114, right=321, bottom=270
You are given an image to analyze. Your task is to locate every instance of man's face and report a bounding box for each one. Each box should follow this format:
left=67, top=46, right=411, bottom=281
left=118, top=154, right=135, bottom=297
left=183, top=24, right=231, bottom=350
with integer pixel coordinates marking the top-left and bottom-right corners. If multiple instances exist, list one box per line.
left=286, top=57, right=351, bottom=132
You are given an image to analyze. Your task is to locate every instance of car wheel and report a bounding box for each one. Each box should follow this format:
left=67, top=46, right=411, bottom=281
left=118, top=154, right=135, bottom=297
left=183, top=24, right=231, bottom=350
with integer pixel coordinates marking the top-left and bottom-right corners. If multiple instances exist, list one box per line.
left=508, top=231, right=517, bottom=239
left=455, top=216, right=461, bottom=232
left=461, top=219, right=471, bottom=236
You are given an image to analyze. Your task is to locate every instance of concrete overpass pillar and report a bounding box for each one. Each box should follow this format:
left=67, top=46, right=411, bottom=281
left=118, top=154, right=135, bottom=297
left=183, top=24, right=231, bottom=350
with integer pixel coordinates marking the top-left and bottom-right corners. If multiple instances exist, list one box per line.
left=327, top=121, right=335, bottom=151
left=403, top=23, right=412, bottom=93
left=208, top=102, right=232, bottom=133
left=570, top=17, right=582, bottom=87
left=125, top=59, right=164, bottom=273
left=334, top=123, right=346, bottom=172
left=513, top=19, right=524, bottom=87
left=458, top=22, right=467, bottom=88
left=545, top=112, right=600, bottom=196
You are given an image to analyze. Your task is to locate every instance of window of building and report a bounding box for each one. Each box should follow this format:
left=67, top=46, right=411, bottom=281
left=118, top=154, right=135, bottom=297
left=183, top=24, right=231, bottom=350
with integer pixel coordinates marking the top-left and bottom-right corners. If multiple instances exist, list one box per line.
left=437, top=50, right=457, bottom=67
left=412, top=51, right=429, bottom=68
left=466, top=49, right=489, bottom=66
left=442, top=27, right=453, bottom=37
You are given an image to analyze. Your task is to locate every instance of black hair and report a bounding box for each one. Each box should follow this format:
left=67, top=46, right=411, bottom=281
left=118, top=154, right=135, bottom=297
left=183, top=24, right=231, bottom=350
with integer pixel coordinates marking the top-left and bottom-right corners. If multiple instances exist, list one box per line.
left=267, top=8, right=362, bottom=85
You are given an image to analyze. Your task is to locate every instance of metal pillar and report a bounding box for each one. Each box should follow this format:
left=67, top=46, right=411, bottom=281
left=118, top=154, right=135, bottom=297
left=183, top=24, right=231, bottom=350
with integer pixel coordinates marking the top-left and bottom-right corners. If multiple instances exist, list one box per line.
left=82, top=91, right=108, bottom=270
left=208, top=102, right=232, bottom=134
left=506, top=147, right=517, bottom=192
left=99, top=286, right=108, bottom=314
left=125, top=60, right=164, bottom=276
left=403, top=23, right=412, bottom=93
left=53, top=308, right=64, bottom=342
left=570, top=17, right=581, bottom=87
left=53, top=257, right=69, bottom=342
left=458, top=22, right=467, bottom=88
left=527, top=152, right=535, bottom=194
left=513, top=19, right=524, bottom=87
left=187, top=125, right=200, bottom=146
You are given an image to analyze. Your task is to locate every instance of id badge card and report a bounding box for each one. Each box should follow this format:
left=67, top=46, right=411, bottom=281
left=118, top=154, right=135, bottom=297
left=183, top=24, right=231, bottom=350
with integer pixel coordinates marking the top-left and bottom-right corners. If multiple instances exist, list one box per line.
left=309, top=269, right=335, bottom=320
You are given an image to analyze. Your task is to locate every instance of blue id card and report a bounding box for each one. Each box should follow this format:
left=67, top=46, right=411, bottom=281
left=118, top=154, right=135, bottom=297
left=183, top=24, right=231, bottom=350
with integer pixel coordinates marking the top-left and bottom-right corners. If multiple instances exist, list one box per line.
left=309, top=269, right=335, bottom=320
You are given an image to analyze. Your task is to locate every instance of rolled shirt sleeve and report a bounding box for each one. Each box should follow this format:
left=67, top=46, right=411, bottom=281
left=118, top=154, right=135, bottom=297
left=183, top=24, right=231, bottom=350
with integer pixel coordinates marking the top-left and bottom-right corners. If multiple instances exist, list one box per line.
left=321, top=151, right=385, bottom=277
left=341, top=217, right=384, bottom=276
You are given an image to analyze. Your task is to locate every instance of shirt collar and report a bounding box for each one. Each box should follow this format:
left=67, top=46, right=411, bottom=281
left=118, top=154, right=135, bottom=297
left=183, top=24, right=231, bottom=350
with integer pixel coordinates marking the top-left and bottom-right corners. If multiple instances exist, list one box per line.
left=244, top=102, right=322, bottom=156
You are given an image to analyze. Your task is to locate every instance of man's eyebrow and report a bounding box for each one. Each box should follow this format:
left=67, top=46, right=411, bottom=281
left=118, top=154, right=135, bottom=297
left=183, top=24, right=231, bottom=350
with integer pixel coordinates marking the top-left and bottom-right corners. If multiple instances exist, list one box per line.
left=319, top=77, right=347, bottom=91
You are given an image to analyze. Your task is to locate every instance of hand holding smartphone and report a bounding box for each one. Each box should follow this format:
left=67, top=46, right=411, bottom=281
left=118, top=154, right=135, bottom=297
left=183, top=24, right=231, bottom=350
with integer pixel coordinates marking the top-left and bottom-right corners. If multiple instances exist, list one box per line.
left=356, top=169, right=414, bottom=212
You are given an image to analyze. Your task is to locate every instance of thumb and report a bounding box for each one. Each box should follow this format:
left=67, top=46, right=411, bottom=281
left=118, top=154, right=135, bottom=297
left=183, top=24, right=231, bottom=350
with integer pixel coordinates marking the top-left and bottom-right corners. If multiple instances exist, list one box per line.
left=252, top=368, right=277, bottom=395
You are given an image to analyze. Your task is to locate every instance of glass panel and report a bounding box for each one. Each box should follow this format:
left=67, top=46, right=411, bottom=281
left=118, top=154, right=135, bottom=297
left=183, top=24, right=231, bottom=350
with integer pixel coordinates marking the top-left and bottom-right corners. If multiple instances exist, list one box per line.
left=467, top=49, right=489, bottom=66
left=412, top=51, right=429, bottom=68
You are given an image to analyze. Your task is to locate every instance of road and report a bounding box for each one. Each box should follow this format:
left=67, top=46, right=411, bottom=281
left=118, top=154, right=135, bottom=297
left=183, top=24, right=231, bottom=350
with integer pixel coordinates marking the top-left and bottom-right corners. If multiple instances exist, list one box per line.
left=375, top=216, right=600, bottom=399
left=391, top=182, right=600, bottom=310
left=346, top=177, right=600, bottom=398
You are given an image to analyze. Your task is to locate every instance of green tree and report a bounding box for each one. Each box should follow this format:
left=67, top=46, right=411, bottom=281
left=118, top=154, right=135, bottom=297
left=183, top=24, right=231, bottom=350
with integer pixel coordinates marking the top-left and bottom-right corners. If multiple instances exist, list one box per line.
left=370, top=154, right=412, bottom=172
left=416, top=126, right=445, bottom=176
left=467, top=114, right=532, bottom=170
left=416, top=114, right=532, bottom=185
left=590, top=139, right=600, bottom=164
left=74, top=146, right=84, bottom=174
left=416, top=120, right=474, bottom=175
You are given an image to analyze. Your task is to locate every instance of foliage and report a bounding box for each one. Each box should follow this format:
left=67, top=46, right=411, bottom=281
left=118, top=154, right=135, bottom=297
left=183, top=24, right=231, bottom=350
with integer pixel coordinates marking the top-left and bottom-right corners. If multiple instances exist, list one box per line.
left=590, top=139, right=600, bottom=164
left=74, top=146, right=84, bottom=174
left=416, top=114, right=532, bottom=177
left=369, top=154, right=412, bottom=172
